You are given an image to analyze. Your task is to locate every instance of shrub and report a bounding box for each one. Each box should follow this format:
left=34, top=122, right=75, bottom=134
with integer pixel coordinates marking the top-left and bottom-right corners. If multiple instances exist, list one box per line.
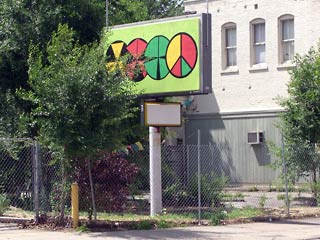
left=210, top=208, right=226, bottom=225
left=135, top=220, right=154, bottom=230
left=0, top=194, right=10, bottom=216
left=248, top=185, right=259, bottom=192
left=157, top=219, right=172, bottom=229
left=189, top=172, right=227, bottom=207
left=73, top=152, right=139, bottom=214
left=127, top=147, right=181, bottom=194
left=277, top=193, right=292, bottom=208
left=127, top=150, right=149, bottom=192
left=311, top=181, right=320, bottom=206
left=258, top=194, right=267, bottom=209
left=162, top=183, right=191, bottom=206
left=50, top=182, right=70, bottom=213
left=76, top=224, right=90, bottom=232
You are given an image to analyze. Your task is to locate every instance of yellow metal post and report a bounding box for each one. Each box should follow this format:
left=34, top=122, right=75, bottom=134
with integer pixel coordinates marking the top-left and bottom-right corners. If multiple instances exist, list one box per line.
left=71, top=182, right=79, bottom=228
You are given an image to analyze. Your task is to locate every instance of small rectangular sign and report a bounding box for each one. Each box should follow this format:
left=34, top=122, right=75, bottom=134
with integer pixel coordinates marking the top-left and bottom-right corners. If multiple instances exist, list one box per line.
left=144, top=102, right=181, bottom=127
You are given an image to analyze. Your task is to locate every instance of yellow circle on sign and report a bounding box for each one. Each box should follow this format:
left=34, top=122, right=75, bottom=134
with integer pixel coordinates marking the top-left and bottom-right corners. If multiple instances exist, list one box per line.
left=166, top=34, right=181, bottom=69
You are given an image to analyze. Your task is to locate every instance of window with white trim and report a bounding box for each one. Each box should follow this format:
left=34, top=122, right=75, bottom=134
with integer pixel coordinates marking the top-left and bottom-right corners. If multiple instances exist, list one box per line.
left=279, top=15, right=294, bottom=63
left=226, top=27, right=237, bottom=66
left=222, top=23, right=237, bottom=69
left=251, top=19, right=266, bottom=65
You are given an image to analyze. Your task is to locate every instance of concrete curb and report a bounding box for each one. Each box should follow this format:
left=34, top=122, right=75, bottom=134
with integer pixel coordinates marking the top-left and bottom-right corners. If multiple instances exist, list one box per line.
left=0, top=216, right=33, bottom=225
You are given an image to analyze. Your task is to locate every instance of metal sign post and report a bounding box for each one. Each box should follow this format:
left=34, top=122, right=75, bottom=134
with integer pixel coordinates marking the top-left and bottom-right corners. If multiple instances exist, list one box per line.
left=149, top=126, right=162, bottom=216
left=144, top=102, right=182, bottom=216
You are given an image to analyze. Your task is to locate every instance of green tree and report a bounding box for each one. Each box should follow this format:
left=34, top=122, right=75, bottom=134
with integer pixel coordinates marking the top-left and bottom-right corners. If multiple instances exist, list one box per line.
left=0, top=0, right=182, bottom=138
left=0, top=0, right=184, bottom=93
left=0, top=0, right=63, bottom=92
left=278, top=44, right=320, bottom=191
left=108, top=0, right=148, bottom=26
left=21, top=24, right=137, bottom=217
left=281, top=47, right=320, bottom=144
left=0, top=0, right=106, bottom=92
left=25, top=24, right=137, bottom=158
left=0, top=91, right=22, bottom=137
left=59, top=0, right=105, bottom=44
left=0, top=0, right=107, bottom=139
left=107, top=0, right=183, bottom=26
left=142, top=0, right=184, bottom=19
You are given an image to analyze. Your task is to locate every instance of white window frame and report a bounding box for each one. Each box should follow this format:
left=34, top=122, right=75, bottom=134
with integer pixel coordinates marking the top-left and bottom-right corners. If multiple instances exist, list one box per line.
left=278, top=14, right=294, bottom=64
left=221, top=22, right=237, bottom=71
left=250, top=18, right=266, bottom=66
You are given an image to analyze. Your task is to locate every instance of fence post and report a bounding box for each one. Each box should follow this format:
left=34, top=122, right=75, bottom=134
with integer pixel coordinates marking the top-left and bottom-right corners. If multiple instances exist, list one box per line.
left=87, top=159, right=97, bottom=221
left=33, top=141, right=40, bottom=224
left=281, top=134, right=290, bottom=217
left=197, top=129, right=201, bottom=225
left=186, top=144, right=190, bottom=185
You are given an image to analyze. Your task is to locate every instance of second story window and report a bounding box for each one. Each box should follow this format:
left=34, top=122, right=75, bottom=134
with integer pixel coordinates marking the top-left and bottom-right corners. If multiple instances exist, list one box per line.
left=225, top=26, right=237, bottom=67
left=279, top=15, right=294, bottom=63
left=251, top=20, right=266, bottom=64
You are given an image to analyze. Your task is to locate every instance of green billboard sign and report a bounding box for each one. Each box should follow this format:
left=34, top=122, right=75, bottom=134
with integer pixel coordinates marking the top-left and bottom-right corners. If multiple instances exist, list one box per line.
left=106, top=14, right=211, bottom=97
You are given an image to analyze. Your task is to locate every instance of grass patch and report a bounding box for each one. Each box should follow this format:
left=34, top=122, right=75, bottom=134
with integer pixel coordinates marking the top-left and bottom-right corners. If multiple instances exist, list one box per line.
left=0, top=195, right=10, bottom=216
left=80, top=208, right=262, bottom=228
left=227, top=207, right=262, bottom=219
left=84, top=212, right=196, bottom=222
left=76, top=225, right=90, bottom=232
left=248, top=185, right=259, bottom=192
left=210, top=210, right=227, bottom=225
left=222, top=192, right=245, bottom=202
left=268, top=182, right=309, bottom=193
left=196, top=207, right=262, bottom=222
left=277, top=193, right=293, bottom=208
left=258, top=194, right=267, bottom=208
left=4, top=207, right=34, bottom=218
left=80, top=212, right=151, bottom=221
left=135, top=220, right=154, bottom=230
left=157, top=213, right=196, bottom=222
left=157, top=220, right=173, bottom=229
left=297, top=186, right=310, bottom=193
left=4, top=204, right=263, bottom=230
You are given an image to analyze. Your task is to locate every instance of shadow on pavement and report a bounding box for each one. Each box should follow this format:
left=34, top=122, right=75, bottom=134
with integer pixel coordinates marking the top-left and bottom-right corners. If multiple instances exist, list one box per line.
left=269, top=219, right=320, bottom=226
left=86, top=228, right=233, bottom=240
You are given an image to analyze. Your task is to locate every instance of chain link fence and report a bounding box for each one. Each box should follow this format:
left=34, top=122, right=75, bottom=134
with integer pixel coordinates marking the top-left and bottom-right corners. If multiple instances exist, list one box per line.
left=38, top=150, right=64, bottom=215
left=71, top=142, right=320, bottom=221
left=0, top=139, right=64, bottom=220
left=1, top=138, right=319, bottom=222
left=0, top=139, right=35, bottom=216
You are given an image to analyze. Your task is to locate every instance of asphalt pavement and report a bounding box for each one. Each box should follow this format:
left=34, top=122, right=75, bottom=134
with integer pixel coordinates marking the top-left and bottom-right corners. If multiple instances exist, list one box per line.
left=1, top=217, right=320, bottom=240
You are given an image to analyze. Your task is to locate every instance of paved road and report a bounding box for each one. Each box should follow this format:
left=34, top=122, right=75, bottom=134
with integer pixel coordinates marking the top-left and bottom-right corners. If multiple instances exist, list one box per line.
left=1, top=218, right=320, bottom=240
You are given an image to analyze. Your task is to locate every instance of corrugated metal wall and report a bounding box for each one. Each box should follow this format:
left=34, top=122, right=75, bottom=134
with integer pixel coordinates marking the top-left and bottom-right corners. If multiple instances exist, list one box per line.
left=184, top=111, right=283, bottom=183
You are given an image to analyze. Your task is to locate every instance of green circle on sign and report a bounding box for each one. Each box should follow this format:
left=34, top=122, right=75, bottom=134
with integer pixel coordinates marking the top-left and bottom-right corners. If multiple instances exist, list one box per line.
left=144, top=35, right=170, bottom=80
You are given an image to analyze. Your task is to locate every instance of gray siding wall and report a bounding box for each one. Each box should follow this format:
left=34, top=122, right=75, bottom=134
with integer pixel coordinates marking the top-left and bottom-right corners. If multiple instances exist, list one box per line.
left=184, top=111, right=283, bottom=184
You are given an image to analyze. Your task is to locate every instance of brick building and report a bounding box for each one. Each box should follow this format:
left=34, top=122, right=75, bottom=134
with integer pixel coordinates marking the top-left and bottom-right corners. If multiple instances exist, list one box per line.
left=175, top=0, right=320, bottom=183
